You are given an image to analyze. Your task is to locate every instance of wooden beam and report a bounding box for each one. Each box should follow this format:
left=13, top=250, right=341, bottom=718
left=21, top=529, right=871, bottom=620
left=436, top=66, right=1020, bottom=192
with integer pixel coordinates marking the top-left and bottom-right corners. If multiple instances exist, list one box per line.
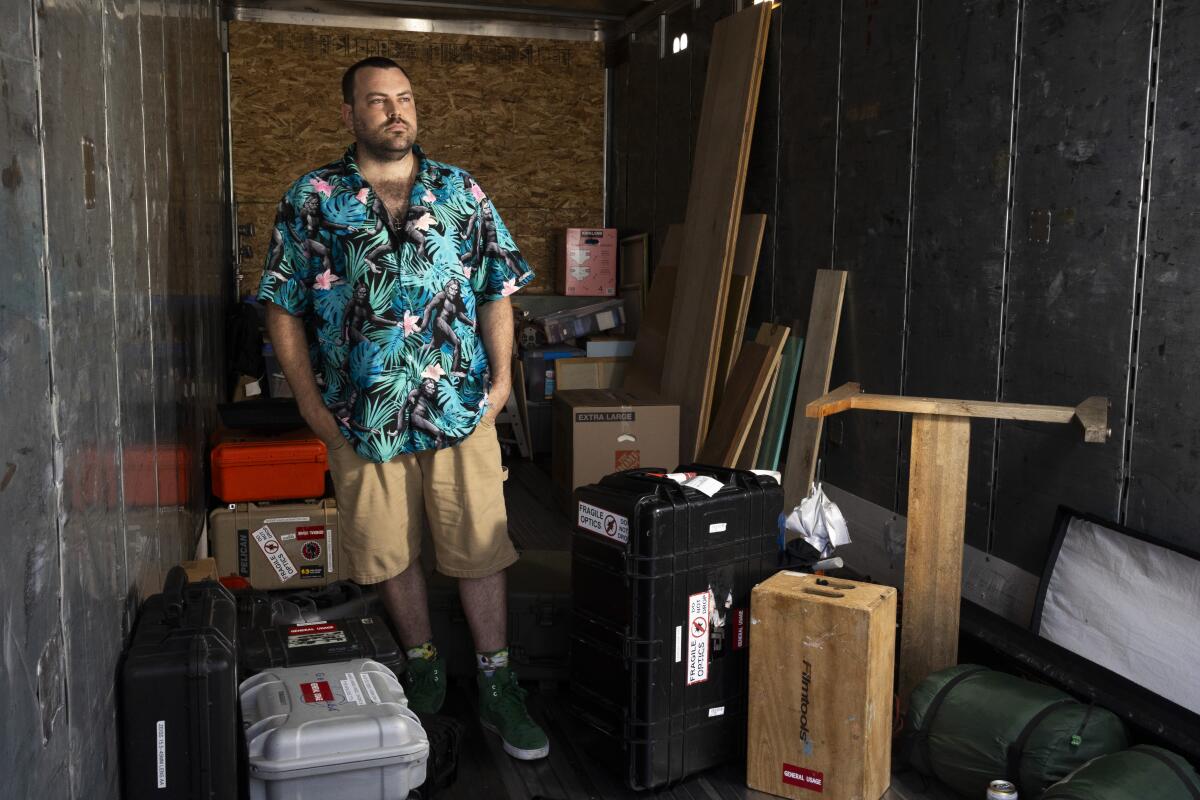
left=622, top=225, right=683, bottom=398
left=713, top=214, right=768, bottom=410
left=659, top=2, right=773, bottom=460
left=807, top=383, right=1112, bottom=444
left=1075, top=396, right=1111, bottom=443
left=698, top=323, right=789, bottom=467
left=781, top=270, right=848, bottom=510
left=899, top=414, right=970, bottom=704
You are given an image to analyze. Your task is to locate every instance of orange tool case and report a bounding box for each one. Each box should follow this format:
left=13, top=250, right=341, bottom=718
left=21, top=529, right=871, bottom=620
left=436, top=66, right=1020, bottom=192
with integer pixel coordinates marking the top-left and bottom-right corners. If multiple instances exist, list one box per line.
left=210, top=428, right=328, bottom=502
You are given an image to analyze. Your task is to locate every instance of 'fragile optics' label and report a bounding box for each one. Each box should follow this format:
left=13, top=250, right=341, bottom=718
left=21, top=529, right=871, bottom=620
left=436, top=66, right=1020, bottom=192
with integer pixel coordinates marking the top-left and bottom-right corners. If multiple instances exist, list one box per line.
left=252, top=525, right=297, bottom=582
left=686, top=591, right=710, bottom=685
left=577, top=501, right=629, bottom=544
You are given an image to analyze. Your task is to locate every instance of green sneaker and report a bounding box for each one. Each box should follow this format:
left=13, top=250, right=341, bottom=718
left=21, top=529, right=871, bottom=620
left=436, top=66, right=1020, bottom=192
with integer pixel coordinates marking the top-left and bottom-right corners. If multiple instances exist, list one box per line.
left=478, top=667, right=550, bottom=760
left=403, top=655, right=446, bottom=714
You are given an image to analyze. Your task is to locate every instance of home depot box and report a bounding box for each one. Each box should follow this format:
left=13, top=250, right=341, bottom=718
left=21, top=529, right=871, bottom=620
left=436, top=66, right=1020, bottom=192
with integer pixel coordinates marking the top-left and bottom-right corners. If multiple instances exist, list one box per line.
left=552, top=389, right=678, bottom=504
left=559, top=227, right=617, bottom=296
left=747, top=572, right=897, bottom=800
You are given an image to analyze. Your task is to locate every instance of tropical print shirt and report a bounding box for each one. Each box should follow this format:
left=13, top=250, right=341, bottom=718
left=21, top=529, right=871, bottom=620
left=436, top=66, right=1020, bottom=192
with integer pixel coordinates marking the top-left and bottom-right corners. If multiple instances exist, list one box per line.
left=257, top=144, right=534, bottom=461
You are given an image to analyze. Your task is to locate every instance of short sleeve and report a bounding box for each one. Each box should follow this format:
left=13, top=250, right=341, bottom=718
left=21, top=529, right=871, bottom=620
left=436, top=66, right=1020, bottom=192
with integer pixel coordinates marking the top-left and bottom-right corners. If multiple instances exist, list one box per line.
left=466, top=178, right=535, bottom=303
left=256, top=189, right=313, bottom=316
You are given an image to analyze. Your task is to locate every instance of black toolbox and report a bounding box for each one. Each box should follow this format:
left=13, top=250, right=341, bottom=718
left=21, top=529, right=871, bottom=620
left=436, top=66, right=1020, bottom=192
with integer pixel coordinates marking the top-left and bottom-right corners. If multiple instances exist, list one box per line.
left=568, top=465, right=782, bottom=790
left=121, top=567, right=239, bottom=800
left=235, top=583, right=404, bottom=677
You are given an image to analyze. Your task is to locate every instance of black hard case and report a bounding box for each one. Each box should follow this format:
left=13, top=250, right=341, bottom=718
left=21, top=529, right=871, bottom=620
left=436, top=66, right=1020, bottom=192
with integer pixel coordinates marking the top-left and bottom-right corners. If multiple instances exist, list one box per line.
left=238, top=613, right=405, bottom=677
left=568, top=466, right=782, bottom=790
left=121, top=567, right=239, bottom=800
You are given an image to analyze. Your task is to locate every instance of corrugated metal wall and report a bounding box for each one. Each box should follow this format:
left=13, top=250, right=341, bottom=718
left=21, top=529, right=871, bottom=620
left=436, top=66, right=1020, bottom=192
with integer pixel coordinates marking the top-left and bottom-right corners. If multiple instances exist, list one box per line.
left=0, top=0, right=227, bottom=796
left=610, top=0, right=1199, bottom=571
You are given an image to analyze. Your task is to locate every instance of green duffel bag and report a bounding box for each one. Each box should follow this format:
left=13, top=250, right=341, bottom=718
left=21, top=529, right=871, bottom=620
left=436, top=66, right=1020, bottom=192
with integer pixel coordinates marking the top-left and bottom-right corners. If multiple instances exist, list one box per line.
left=1042, top=746, right=1200, bottom=800
left=908, top=664, right=1129, bottom=797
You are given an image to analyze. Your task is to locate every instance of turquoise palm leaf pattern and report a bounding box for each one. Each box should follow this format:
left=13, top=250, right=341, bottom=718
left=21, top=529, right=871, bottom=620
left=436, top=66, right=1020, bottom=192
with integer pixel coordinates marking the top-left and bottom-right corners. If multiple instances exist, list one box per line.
left=257, top=144, right=535, bottom=461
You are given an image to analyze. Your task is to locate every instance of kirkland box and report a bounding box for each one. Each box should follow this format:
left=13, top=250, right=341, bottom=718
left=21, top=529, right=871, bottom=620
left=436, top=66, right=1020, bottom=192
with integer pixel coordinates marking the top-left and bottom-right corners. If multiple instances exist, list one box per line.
left=240, top=659, right=429, bottom=800
left=210, top=499, right=341, bottom=590
left=552, top=389, right=679, bottom=503
left=559, top=227, right=617, bottom=296
left=568, top=466, right=783, bottom=789
left=210, top=427, right=327, bottom=502
left=121, top=568, right=239, bottom=800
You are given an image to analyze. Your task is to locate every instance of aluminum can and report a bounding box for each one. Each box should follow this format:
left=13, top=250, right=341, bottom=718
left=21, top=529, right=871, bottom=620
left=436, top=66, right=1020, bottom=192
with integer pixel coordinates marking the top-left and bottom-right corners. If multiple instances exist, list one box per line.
left=987, top=780, right=1018, bottom=800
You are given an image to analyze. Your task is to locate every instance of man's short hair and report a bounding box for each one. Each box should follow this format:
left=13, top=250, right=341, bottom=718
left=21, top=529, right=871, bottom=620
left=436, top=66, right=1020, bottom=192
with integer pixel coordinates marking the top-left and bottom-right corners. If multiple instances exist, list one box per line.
left=341, top=57, right=410, bottom=104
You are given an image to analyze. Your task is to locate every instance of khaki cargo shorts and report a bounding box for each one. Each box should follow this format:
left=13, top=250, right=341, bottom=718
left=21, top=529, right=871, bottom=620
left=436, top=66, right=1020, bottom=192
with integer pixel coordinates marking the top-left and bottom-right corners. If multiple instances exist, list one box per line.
left=326, top=418, right=518, bottom=583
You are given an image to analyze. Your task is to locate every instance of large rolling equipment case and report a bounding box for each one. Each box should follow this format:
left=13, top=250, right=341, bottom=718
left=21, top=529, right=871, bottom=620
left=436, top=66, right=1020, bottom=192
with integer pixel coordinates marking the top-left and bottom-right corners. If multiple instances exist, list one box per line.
left=120, top=567, right=239, bottom=800
left=568, top=465, right=782, bottom=789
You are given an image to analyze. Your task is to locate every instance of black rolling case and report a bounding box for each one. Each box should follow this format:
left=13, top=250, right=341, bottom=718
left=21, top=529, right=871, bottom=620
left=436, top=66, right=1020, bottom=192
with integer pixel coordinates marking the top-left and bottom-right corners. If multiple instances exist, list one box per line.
left=121, top=567, right=239, bottom=800
left=568, top=465, right=782, bottom=790
left=238, top=613, right=405, bottom=677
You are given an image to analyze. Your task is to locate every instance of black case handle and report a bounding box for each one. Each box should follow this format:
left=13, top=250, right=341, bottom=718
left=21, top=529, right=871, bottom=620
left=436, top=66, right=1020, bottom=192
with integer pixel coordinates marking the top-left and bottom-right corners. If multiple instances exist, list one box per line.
left=162, top=565, right=189, bottom=623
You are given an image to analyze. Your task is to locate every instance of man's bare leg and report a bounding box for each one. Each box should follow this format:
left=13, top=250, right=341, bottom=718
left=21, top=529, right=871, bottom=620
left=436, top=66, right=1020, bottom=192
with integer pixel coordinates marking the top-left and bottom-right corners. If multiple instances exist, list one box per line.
left=459, top=569, right=507, bottom=653
left=377, top=560, right=433, bottom=648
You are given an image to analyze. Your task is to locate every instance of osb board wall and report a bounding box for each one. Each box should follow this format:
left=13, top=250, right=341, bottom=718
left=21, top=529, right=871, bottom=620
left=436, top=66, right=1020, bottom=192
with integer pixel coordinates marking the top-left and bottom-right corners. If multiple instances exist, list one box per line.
left=229, top=21, right=605, bottom=295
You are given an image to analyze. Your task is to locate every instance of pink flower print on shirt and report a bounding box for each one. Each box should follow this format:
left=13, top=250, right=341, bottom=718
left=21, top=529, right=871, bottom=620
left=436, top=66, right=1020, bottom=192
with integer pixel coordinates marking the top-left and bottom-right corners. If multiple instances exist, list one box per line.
left=356, top=188, right=370, bottom=205
left=313, top=269, right=338, bottom=291
left=423, top=363, right=446, bottom=382
left=413, top=212, right=436, bottom=231
left=402, top=310, right=421, bottom=337
left=470, top=183, right=486, bottom=203
left=501, top=278, right=519, bottom=297
left=422, top=189, right=436, bottom=204
left=463, top=265, right=473, bottom=279
left=309, top=177, right=334, bottom=197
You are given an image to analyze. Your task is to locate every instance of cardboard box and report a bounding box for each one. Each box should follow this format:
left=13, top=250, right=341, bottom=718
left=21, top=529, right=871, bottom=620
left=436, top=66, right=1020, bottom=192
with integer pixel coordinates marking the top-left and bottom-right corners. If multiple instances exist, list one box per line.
left=559, top=228, right=617, bottom=296
left=521, top=346, right=584, bottom=400
left=553, top=389, right=679, bottom=502
left=179, top=558, right=219, bottom=583
left=747, top=572, right=897, bottom=800
left=536, top=299, right=625, bottom=344
left=585, top=337, right=636, bottom=358
left=555, top=356, right=629, bottom=392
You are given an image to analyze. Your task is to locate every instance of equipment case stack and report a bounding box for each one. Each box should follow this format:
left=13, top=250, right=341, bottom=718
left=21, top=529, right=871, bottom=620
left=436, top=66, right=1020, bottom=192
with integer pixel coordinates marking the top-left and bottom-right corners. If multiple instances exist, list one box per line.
left=568, top=465, right=783, bottom=789
left=121, top=567, right=239, bottom=800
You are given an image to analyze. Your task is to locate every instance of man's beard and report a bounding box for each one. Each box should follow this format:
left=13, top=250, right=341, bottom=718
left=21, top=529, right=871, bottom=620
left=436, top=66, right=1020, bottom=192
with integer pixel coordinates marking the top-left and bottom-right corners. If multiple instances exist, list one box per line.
left=353, top=114, right=416, bottom=160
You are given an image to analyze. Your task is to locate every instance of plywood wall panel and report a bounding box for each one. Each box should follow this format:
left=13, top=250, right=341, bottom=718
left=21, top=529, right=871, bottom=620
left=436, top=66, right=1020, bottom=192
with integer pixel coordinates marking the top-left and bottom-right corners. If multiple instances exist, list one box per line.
left=992, top=0, right=1151, bottom=571
left=900, top=0, right=1019, bottom=551
left=822, top=0, right=917, bottom=510
left=229, top=22, right=605, bottom=295
left=1121, top=0, right=1199, bottom=547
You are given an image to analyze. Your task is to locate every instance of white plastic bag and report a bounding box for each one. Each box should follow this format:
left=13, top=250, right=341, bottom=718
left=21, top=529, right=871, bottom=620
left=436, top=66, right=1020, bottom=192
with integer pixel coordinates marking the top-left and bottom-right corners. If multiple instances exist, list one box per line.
left=784, top=481, right=851, bottom=558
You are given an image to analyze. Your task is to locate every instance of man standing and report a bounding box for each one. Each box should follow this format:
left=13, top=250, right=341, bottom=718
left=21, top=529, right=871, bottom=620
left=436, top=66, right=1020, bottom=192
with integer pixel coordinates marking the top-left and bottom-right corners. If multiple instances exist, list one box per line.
left=258, top=56, right=548, bottom=760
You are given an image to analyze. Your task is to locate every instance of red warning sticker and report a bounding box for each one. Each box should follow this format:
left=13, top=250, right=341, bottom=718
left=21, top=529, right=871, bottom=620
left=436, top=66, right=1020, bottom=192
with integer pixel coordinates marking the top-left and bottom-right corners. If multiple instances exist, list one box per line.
left=288, top=623, right=337, bottom=635
left=782, top=764, right=824, bottom=793
left=300, top=680, right=333, bottom=704
left=295, top=525, right=326, bottom=541
left=732, top=608, right=747, bottom=650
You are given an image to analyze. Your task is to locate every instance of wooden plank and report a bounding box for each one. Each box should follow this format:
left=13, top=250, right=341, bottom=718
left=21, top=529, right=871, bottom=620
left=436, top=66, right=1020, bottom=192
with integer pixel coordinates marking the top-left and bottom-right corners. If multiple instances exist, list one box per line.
left=660, top=2, right=774, bottom=460
left=622, top=224, right=683, bottom=397
left=713, top=214, right=768, bottom=410
left=698, top=323, right=789, bottom=467
left=756, top=333, right=805, bottom=471
left=555, top=357, right=629, bottom=392
left=782, top=270, right=848, bottom=509
left=806, top=384, right=1110, bottom=436
left=736, top=323, right=782, bottom=470
left=898, top=414, right=970, bottom=705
